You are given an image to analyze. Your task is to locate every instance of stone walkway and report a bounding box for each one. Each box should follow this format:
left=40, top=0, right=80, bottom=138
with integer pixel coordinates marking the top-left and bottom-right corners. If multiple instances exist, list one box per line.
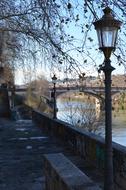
left=0, top=118, right=103, bottom=190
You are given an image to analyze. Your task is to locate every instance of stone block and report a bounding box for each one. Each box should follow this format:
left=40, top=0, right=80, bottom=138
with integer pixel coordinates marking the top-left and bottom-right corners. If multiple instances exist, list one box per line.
left=0, top=88, right=10, bottom=117
left=44, top=153, right=101, bottom=190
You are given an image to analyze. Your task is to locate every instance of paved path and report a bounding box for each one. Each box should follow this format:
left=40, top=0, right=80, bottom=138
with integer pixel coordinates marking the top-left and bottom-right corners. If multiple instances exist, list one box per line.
left=0, top=118, right=103, bottom=190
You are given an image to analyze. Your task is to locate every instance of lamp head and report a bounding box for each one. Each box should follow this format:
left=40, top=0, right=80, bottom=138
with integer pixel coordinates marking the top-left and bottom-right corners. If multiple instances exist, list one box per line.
left=93, top=7, right=122, bottom=59
left=52, top=74, right=57, bottom=84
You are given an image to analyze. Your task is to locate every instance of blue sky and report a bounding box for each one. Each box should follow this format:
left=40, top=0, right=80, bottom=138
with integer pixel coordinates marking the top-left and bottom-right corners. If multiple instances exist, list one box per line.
left=14, top=1, right=125, bottom=85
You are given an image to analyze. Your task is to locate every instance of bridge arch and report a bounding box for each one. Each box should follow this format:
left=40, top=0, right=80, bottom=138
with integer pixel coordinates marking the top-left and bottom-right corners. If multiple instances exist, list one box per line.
left=50, top=89, right=105, bottom=112
left=79, top=90, right=105, bottom=111
left=49, top=86, right=126, bottom=112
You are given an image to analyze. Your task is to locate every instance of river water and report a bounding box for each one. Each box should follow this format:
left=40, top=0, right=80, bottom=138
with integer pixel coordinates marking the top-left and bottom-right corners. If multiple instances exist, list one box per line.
left=57, top=98, right=126, bottom=146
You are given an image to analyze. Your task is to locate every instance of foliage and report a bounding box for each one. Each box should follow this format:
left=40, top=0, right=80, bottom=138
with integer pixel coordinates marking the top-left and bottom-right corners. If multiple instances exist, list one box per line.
left=24, top=75, right=51, bottom=112
left=119, top=92, right=126, bottom=110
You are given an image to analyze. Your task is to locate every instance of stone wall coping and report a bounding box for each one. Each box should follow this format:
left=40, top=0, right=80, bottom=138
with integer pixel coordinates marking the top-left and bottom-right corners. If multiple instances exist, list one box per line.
left=33, top=110, right=126, bottom=154
left=33, top=110, right=126, bottom=189
left=44, top=153, right=101, bottom=190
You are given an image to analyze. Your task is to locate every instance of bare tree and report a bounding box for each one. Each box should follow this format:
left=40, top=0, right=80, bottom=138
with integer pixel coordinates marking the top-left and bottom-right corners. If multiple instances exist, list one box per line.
left=0, top=0, right=126, bottom=79
left=58, top=98, right=79, bottom=125
left=24, top=74, right=50, bottom=110
left=76, top=103, right=104, bottom=133
left=30, top=74, right=49, bottom=97
left=57, top=94, right=103, bottom=133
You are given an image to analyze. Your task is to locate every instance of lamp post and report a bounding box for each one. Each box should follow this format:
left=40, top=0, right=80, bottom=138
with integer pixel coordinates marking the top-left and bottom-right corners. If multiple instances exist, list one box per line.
left=93, top=7, right=122, bottom=190
left=79, top=72, right=86, bottom=91
left=52, top=74, right=57, bottom=119
left=11, top=84, right=15, bottom=108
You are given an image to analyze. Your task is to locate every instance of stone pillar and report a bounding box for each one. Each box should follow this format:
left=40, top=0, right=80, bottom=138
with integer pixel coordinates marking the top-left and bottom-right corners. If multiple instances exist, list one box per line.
left=0, top=86, right=10, bottom=117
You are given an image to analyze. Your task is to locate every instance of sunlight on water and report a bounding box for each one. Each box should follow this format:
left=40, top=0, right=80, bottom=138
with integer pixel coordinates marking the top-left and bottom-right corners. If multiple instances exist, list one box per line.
left=57, top=98, right=126, bottom=146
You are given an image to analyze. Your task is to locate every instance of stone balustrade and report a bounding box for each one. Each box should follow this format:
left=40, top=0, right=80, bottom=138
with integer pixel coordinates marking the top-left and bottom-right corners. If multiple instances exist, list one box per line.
left=32, top=110, right=126, bottom=190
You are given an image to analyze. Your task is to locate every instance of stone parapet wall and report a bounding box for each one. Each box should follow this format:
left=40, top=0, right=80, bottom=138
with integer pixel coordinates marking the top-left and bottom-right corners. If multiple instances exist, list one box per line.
left=0, top=88, right=10, bottom=117
left=32, top=110, right=126, bottom=190
left=44, top=153, right=101, bottom=190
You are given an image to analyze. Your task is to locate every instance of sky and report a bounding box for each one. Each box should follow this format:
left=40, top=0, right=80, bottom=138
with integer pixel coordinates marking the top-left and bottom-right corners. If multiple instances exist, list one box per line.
left=15, top=53, right=125, bottom=85
left=14, top=1, right=126, bottom=85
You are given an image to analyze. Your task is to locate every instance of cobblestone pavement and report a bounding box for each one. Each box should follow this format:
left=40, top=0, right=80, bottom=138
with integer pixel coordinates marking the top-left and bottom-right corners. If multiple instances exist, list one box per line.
left=0, top=118, right=69, bottom=190
left=0, top=118, right=103, bottom=190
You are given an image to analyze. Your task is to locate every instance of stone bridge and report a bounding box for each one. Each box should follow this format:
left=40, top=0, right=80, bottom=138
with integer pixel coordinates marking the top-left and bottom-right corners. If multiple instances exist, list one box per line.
left=3, top=85, right=125, bottom=113
left=50, top=86, right=126, bottom=98
left=8, top=84, right=126, bottom=101
left=50, top=86, right=126, bottom=111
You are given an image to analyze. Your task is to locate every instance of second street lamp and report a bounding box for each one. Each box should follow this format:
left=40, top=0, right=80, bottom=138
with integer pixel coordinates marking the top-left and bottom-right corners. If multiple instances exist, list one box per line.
left=79, top=72, right=86, bottom=91
left=52, top=74, right=57, bottom=119
left=93, top=7, right=122, bottom=190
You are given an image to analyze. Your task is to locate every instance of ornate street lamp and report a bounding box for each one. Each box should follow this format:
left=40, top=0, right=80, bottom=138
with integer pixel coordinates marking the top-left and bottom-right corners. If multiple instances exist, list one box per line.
left=52, top=74, right=57, bottom=119
left=93, top=7, right=122, bottom=190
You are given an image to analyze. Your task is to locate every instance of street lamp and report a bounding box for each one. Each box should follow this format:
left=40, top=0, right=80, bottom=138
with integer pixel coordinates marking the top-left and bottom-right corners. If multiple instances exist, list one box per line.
left=52, top=74, right=57, bottom=119
left=79, top=72, right=86, bottom=91
left=11, top=84, right=15, bottom=108
left=93, top=7, right=122, bottom=190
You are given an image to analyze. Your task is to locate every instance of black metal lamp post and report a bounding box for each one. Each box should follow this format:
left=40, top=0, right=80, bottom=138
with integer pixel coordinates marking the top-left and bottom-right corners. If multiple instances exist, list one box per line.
left=52, top=74, right=57, bottom=119
left=79, top=72, right=86, bottom=91
left=11, top=84, right=15, bottom=108
left=8, top=82, right=15, bottom=109
left=93, top=7, right=122, bottom=190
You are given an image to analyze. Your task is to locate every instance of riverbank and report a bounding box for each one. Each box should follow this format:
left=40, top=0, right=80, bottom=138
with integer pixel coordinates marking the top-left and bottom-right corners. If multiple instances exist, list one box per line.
left=57, top=98, right=126, bottom=146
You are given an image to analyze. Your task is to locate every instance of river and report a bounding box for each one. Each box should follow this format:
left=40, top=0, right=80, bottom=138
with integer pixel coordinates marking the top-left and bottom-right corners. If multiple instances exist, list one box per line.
left=57, top=98, right=126, bottom=146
